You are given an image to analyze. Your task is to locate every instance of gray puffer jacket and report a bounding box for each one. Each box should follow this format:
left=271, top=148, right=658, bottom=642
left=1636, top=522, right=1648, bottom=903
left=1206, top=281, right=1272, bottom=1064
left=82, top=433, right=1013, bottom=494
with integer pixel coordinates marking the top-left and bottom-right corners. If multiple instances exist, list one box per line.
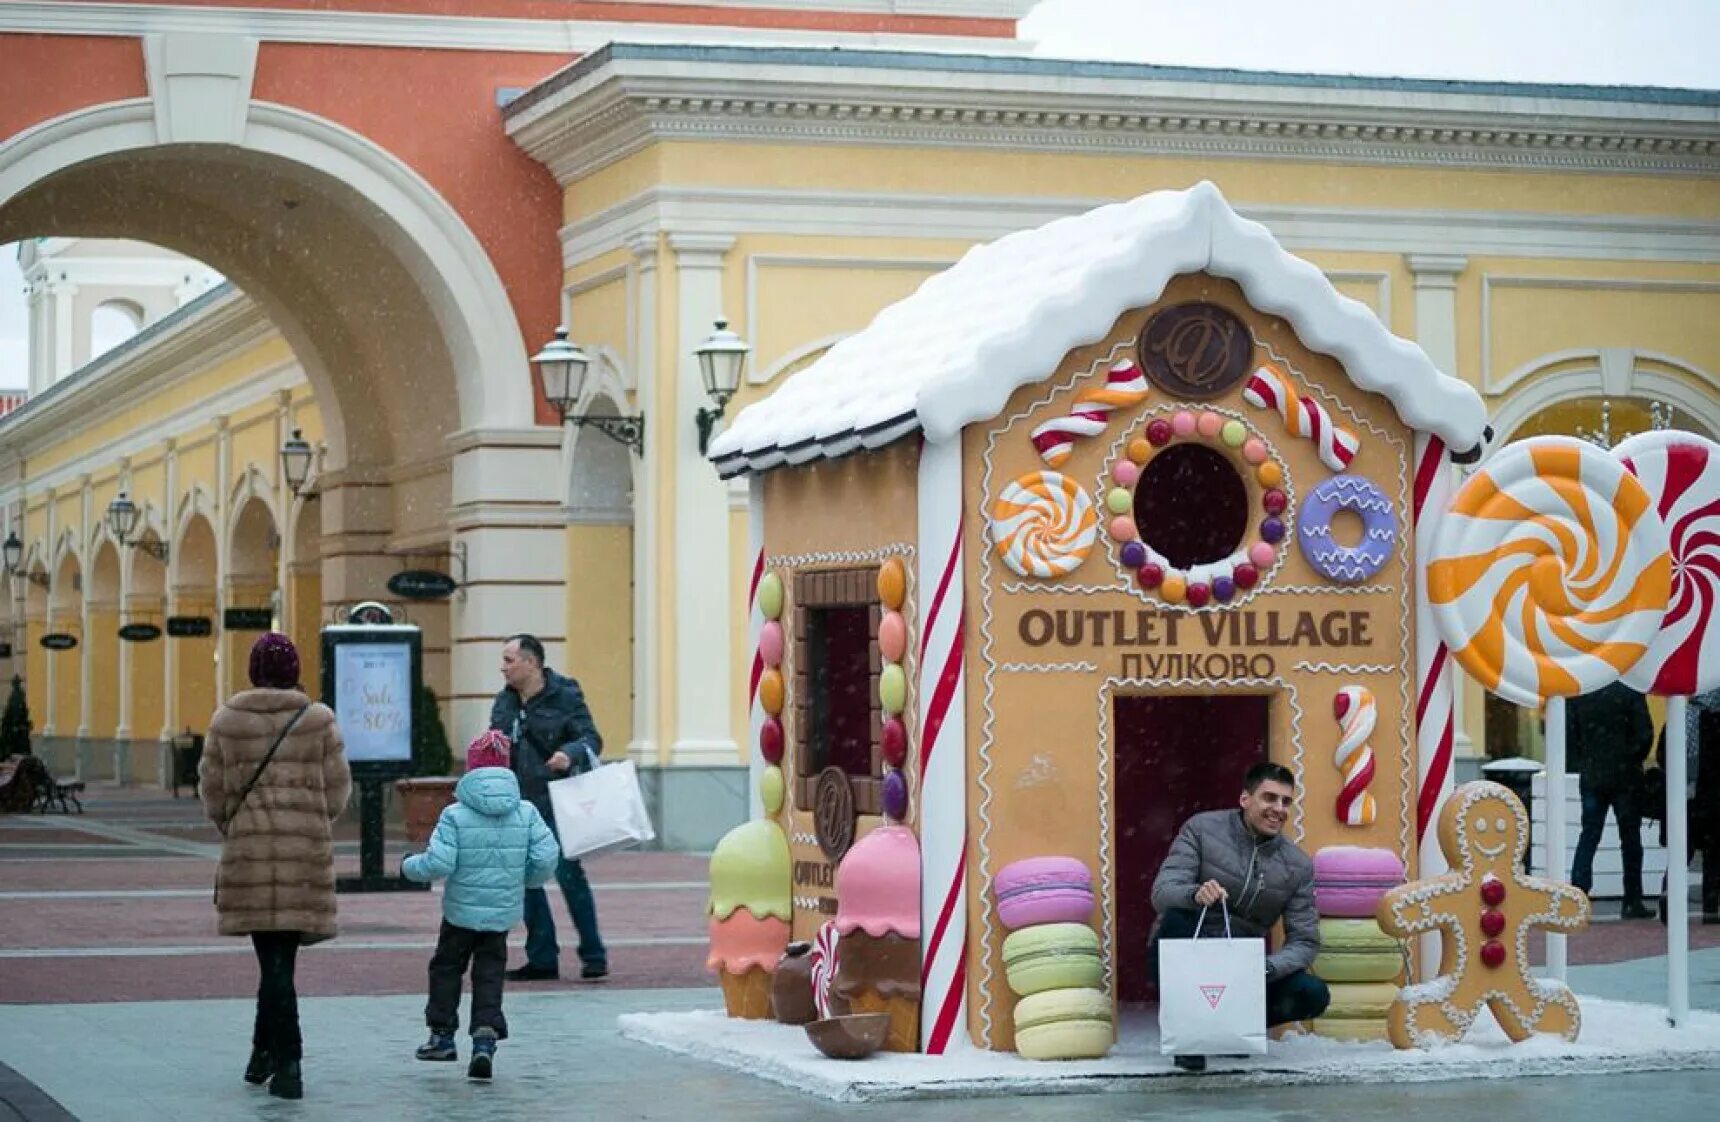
left=1150, top=809, right=1320, bottom=980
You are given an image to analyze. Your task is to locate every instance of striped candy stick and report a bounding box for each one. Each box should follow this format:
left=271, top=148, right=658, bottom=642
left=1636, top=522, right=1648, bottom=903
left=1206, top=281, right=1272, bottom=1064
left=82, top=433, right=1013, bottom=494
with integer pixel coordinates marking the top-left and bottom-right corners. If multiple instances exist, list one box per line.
left=810, top=920, right=842, bottom=1020
left=1029, top=360, right=1150, bottom=467
left=1242, top=362, right=1360, bottom=473
left=917, top=436, right=971, bottom=1053
left=1332, top=685, right=1379, bottom=827
left=1413, top=432, right=1457, bottom=978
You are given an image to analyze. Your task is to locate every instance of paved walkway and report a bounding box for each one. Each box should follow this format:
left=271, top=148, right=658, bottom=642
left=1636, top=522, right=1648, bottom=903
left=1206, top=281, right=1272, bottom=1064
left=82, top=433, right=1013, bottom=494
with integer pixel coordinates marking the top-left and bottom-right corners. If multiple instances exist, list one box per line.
left=3, top=786, right=1718, bottom=1120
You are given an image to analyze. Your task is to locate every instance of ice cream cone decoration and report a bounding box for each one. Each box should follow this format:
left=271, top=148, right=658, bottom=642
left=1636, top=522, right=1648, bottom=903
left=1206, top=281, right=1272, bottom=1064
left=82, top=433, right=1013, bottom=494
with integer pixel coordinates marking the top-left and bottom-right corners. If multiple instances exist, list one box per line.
left=707, top=819, right=792, bottom=1020
left=830, top=826, right=923, bottom=1052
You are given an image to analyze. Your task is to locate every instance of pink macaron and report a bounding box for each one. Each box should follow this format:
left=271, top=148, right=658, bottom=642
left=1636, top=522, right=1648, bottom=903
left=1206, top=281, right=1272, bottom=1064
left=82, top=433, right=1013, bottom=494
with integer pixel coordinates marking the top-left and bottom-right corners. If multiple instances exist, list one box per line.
left=1313, top=846, right=1406, bottom=919
left=993, top=856, right=1096, bottom=931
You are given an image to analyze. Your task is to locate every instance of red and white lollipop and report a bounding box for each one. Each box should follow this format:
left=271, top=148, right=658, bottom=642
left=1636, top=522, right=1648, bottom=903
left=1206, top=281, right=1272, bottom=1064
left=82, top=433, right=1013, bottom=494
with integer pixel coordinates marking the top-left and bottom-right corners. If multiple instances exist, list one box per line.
left=1615, top=430, right=1720, bottom=696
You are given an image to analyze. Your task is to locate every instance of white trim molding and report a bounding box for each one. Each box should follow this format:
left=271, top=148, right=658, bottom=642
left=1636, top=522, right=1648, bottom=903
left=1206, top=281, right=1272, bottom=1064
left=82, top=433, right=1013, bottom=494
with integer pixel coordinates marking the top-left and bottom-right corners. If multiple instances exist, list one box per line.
left=1487, top=350, right=1720, bottom=444
left=562, top=184, right=1720, bottom=270
left=1480, top=274, right=1720, bottom=394
left=508, top=45, right=1720, bottom=184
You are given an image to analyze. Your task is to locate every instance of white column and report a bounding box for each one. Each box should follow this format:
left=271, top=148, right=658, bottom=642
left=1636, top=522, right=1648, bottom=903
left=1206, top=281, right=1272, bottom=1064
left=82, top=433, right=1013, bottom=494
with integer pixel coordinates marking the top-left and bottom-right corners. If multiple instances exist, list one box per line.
left=48, top=278, right=78, bottom=385
left=1407, top=253, right=1474, bottom=756
left=213, top=415, right=231, bottom=701
left=628, top=234, right=660, bottom=764
left=447, top=428, right=569, bottom=748
left=1543, top=695, right=1568, bottom=980
left=41, top=488, right=55, bottom=739
left=159, top=440, right=179, bottom=745
left=1665, top=695, right=1690, bottom=1026
left=274, top=392, right=292, bottom=620
left=77, top=476, right=92, bottom=742
left=667, top=233, right=737, bottom=764
left=115, top=462, right=133, bottom=748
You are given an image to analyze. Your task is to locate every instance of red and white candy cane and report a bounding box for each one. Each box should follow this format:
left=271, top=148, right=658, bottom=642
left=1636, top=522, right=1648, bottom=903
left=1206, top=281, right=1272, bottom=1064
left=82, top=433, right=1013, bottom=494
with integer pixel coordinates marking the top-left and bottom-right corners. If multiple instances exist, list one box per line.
left=746, top=482, right=767, bottom=817
left=917, top=436, right=971, bottom=1053
left=810, top=919, right=842, bottom=1020
left=1029, top=360, right=1150, bottom=468
left=1242, top=362, right=1360, bottom=473
left=1412, top=433, right=1457, bottom=978
left=1333, top=686, right=1378, bottom=827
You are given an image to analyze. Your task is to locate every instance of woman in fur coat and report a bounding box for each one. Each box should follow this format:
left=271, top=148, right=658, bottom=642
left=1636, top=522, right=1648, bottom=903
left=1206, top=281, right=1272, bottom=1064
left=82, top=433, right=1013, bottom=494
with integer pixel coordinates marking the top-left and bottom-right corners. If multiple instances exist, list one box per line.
left=200, top=632, right=350, bottom=1100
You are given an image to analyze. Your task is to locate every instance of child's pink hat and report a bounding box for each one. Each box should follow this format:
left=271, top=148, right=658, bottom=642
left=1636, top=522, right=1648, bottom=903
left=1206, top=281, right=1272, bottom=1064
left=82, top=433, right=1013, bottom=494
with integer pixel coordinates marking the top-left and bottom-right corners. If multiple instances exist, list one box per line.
left=466, top=730, right=512, bottom=771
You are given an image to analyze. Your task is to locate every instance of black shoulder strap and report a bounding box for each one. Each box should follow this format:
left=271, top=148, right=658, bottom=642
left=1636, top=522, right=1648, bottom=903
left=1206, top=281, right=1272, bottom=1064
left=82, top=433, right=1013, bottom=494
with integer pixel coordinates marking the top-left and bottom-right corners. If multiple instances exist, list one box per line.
left=217, top=702, right=313, bottom=835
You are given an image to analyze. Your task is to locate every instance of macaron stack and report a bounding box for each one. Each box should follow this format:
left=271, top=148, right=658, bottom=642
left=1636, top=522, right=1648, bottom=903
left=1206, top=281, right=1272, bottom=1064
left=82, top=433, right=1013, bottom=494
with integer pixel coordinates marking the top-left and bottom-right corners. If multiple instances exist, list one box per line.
left=1309, top=846, right=1407, bottom=1042
left=994, top=855, right=1112, bottom=1060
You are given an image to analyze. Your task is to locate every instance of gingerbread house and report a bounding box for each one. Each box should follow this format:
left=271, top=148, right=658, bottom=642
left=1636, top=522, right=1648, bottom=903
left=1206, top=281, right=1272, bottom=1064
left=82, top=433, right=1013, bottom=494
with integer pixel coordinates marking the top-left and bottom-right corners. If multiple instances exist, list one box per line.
left=709, top=181, right=1490, bottom=1053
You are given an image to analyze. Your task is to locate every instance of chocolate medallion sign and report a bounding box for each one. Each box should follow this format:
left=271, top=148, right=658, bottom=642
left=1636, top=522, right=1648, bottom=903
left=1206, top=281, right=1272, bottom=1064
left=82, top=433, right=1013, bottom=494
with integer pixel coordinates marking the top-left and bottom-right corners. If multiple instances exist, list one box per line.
left=40, top=633, right=78, bottom=651
left=1138, top=302, right=1252, bottom=399
left=386, top=570, right=458, bottom=601
left=813, top=767, right=856, bottom=862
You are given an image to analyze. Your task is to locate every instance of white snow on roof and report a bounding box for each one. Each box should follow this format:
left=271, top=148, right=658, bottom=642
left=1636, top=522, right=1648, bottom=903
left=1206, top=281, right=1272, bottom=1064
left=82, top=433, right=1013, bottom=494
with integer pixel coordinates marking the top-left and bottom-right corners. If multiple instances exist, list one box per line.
left=709, top=180, right=1488, bottom=478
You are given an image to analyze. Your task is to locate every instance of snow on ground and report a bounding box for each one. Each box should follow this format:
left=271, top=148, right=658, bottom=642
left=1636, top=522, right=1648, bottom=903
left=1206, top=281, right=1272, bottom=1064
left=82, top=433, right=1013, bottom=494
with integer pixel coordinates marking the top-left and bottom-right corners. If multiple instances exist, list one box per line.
left=618, top=999, right=1720, bottom=1103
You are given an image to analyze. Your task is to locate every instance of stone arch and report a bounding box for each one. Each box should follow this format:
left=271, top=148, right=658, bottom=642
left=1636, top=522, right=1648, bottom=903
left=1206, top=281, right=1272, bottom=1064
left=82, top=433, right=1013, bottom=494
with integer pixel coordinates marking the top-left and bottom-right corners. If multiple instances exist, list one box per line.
left=86, top=538, right=123, bottom=743
left=172, top=512, right=219, bottom=735
left=90, top=297, right=145, bottom=358
left=1489, top=350, right=1720, bottom=446
left=227, top=464, right=280, bottom=549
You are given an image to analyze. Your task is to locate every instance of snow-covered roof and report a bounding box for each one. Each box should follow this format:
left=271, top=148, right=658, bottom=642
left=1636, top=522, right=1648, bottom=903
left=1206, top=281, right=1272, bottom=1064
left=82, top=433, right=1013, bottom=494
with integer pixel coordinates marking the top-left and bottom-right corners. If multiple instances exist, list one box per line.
left=709, top=180, right=1488, bottom=479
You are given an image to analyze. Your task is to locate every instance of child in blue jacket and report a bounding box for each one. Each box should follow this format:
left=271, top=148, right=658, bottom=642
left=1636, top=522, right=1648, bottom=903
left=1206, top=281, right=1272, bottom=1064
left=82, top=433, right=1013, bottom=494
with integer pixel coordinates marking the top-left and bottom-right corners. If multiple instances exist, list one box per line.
left=403, top=732, right=560, bottom=1079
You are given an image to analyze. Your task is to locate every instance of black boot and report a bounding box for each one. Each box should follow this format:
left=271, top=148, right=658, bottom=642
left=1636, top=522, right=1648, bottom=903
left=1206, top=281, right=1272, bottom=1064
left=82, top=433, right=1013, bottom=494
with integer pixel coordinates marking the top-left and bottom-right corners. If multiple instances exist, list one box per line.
left=269, top=1060, right=303, bottom=1100
left=1621, top=899, right=1654, bottom=920
left=243, top=1047, right=274, bottom=1085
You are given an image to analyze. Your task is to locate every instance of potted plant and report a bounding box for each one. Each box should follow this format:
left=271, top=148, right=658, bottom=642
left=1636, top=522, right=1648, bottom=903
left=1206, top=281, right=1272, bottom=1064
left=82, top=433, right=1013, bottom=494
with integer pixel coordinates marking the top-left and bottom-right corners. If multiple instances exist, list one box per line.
left=395, top=684, right=459, bottom=848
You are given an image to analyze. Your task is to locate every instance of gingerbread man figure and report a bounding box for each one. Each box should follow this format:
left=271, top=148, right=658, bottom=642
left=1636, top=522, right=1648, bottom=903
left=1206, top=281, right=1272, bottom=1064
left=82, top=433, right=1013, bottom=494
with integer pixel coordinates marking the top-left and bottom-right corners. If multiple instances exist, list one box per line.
left=1377, top=780, right=1590, bottom=1048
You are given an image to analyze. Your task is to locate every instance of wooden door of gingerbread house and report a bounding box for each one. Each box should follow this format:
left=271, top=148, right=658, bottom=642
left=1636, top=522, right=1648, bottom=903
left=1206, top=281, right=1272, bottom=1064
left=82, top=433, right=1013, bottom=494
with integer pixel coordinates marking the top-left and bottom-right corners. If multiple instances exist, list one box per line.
left=1113, top=692, right=1269, bottom=1003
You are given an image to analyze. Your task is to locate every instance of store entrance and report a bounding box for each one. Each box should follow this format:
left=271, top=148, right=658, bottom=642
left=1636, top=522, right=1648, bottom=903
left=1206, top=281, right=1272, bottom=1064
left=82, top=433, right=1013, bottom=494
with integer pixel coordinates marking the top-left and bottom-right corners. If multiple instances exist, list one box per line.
left=1112, top=693, right=1270, bottom=1002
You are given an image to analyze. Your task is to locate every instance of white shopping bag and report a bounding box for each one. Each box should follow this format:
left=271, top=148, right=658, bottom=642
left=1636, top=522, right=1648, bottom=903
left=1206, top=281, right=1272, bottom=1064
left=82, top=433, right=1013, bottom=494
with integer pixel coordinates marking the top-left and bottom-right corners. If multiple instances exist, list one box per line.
left=547, top=760, right=656, bottom=860
left=1157, top=902, right=1268, bottom=1056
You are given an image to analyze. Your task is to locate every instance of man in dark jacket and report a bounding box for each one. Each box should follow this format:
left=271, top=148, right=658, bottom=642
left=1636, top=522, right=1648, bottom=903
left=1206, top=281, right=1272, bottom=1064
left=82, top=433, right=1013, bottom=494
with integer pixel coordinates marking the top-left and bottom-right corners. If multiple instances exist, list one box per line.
left=1149, top=761, right=1326, bottom=1072
left=489, top=634, right=608, bottom=981
left=1567, top=680, right=1655, bottom=919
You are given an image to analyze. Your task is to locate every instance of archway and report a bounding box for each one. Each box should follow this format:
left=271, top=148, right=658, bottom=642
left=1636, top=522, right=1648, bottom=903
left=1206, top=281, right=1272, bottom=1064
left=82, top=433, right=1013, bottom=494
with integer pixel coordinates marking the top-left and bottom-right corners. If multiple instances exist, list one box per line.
left=226, top=495, right=280, bottom=694
left=87, top=538, right=122, bottom=777
left=288, top=496, right=322, bottom=696
left=47, top=549, right=82, bottom=754
left=172, top=513, right=218, bottom=738
left=1, top=87, right=564, bottom=746
left=565, top=391, right=637, bottom=753
left=22, top=554, right=48, bottom=751
left=126, top=527, right=168, bottom=782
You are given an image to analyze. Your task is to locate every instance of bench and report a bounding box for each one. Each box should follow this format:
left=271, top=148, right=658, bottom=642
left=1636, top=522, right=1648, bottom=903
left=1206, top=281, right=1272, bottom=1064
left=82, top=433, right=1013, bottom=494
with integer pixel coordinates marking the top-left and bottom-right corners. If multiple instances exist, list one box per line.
left=1, top=755, right=83, bottom=814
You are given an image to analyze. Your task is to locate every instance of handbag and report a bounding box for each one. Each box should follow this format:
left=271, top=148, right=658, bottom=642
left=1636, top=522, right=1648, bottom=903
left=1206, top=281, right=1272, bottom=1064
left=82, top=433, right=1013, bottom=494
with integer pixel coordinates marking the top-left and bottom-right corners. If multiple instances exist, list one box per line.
left=1157, top=900, right=1269, bottom=1057
left=1639, top=765, right=1668, bottom=822
left=213, top=702, right=312, bottom=903
left=547, top=759, right=656, bottom=860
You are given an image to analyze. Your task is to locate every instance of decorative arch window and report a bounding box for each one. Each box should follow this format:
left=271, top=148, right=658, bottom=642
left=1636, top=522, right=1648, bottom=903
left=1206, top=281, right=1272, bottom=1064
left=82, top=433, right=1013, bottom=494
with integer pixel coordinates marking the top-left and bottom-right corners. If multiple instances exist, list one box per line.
left=89, top=300, right=144, bottom=361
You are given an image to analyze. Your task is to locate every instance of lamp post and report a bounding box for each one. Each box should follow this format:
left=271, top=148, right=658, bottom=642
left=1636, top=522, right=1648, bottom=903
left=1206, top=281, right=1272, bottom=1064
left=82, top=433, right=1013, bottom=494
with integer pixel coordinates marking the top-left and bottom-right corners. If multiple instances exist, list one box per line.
left=281, top=429, right=314, bottom=495
left=532, top=326, right=644, bottom=453
left=2, top=530, right=20, bottom=575
left=106, top=491, right=168, bottom=561
left=693, top=318, right=750, bottom=456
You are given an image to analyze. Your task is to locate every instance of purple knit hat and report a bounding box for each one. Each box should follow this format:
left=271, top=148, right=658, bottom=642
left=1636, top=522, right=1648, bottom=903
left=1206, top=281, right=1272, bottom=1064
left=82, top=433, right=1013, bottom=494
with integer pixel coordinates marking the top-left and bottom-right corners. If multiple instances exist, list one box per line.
left=248, top=632, right=301, bottom=690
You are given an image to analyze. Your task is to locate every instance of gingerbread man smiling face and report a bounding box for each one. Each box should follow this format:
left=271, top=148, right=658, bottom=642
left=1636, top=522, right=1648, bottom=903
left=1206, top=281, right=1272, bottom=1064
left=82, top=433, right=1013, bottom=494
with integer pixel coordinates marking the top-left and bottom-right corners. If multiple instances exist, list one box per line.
left=1377, top=780, right=1591, bottom=1048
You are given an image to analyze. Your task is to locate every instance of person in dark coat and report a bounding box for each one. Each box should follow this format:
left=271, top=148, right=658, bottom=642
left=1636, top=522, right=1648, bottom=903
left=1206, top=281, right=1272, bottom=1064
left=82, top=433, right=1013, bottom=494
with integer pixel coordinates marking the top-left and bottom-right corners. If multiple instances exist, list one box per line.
left=1567, top=681, right=1655, bottom=918
left=1655, top=690, right=1720, bottom=925
left=488, top=634, right=608, bottom=981
left=200, top=633, right=350, bottom=1101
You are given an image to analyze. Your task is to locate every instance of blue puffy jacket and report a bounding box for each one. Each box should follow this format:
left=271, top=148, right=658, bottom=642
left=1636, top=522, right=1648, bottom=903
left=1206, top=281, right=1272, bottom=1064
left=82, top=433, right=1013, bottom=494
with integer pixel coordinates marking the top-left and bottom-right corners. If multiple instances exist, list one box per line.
left=403, top=768, right=560, bottom=932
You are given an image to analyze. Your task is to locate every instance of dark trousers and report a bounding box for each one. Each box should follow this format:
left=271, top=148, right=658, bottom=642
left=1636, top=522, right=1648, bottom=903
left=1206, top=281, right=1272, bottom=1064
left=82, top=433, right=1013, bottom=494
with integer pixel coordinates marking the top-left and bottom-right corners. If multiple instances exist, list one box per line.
left=251, top=932, right=302, bottom=1062
left=522, top=813, right=606, bottom=971
left=426, top=920, right=510, bottom=1039
left=1659, top=801, right=1720, bottom=916
left=1572, top=785, right=1645, bottom=903
left=1151, top=909, right=1330, bottom=1032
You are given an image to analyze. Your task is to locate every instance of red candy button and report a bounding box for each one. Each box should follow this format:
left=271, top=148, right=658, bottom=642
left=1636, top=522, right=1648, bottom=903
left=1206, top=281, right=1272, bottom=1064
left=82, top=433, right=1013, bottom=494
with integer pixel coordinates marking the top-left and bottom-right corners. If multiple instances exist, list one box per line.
left=881, top=717, right=908, bottom=769
left=759, top=717, right=785, bottom=765
left=1480, top=939, right=1506, bottom=969
left=1233, top=563, right=1260, bottom=590
left=1146, top=419, right=1174, bottom=447
left=1137, top=563, right=1164, bottom=589
left=1480, top=909, right=1506, bottom=938
left=1480, top=876, right=1506, bottom=907
left=1263, top=489, right=1288, bottom=515
left=1186, top=583, right=1211, bottom=608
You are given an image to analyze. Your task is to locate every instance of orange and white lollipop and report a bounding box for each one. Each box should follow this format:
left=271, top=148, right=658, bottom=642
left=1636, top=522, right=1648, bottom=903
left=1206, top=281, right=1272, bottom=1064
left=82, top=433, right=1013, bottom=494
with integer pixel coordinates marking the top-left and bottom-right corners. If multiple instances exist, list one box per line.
left=989, top=470, right=1098, bottom=579
left=1428, top=436, right=1672, bottom=707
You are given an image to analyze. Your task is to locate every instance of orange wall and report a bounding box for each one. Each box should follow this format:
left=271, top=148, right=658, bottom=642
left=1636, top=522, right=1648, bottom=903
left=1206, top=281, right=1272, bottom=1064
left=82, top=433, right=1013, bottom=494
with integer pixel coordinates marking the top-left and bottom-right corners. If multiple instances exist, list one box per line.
left=0, top=36, right=147, bottom=140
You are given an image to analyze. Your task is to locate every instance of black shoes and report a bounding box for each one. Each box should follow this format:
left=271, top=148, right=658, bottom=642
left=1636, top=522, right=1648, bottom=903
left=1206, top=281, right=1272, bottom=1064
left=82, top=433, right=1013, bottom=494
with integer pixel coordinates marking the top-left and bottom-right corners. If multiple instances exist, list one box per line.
left=268, top=1060, right=303, bottom=1100
left=1621, top=900, right=1655, bottom=920
left=243, top=1047, right=274, bottom=1085
left=581, top=963, right=610, bottom=982
left=416, top=1031, right=458, bottom=1061
left=506, top=964, right=560, bottom=982
left=1172, top=1055, right=1207, bottom=1072
left=468, top=1028, right=497, bottom=1081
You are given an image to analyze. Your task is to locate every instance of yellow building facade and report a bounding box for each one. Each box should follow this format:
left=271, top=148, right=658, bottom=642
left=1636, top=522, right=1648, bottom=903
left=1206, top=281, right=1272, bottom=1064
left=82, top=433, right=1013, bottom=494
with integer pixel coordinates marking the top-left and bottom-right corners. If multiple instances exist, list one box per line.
left=5, top=46, right=1717, bottom=845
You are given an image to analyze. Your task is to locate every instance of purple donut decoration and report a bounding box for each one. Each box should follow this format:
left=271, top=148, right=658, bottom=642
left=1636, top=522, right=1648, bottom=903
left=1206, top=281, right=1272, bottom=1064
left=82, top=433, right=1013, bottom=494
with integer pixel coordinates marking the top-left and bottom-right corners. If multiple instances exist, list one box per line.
left=1296, top=474, right=1397, bottom=584
left=882, top=770, right=909, bottom=821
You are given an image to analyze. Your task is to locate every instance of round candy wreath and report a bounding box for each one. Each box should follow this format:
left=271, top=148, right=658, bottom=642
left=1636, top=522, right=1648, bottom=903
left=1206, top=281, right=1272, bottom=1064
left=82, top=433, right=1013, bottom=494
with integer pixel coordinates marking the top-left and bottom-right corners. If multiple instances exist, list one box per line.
left=1103, top=408, right=1290, bottom=608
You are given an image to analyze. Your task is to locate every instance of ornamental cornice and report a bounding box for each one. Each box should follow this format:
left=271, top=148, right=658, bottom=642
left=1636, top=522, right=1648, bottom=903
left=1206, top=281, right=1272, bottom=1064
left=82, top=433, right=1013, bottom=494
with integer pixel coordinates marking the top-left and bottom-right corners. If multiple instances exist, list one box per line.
left=508, top=60, right=1720, bottom=183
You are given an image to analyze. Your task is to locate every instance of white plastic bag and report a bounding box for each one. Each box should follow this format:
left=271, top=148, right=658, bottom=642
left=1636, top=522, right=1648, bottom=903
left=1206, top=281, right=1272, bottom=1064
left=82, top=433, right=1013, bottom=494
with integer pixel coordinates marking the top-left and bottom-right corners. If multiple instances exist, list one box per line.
left=547, top=760, right=656, bottom=859
left=1157, top=902, right=1269, bottom=1056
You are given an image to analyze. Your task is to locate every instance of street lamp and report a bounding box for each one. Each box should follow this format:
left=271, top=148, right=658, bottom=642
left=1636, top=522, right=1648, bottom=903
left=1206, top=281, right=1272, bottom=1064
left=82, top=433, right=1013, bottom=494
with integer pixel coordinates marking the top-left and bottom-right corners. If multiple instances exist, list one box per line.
left=106, top=491, right=168, bottom=561
left=693, top=318, right=750, bottom=456
left=532, top=326, right=644, bottom=454
left=2, top=530, right=20, bottom=575
left=281, top=429, right=314, bottom=495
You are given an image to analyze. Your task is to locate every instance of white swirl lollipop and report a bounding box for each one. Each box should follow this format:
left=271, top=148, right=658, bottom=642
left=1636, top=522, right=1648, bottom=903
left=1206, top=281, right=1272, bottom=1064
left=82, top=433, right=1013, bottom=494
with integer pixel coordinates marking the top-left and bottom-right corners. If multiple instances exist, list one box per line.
left=1428, top=436, right=1672, bottom=707
left=988, top=470, right=1098, bottom=578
